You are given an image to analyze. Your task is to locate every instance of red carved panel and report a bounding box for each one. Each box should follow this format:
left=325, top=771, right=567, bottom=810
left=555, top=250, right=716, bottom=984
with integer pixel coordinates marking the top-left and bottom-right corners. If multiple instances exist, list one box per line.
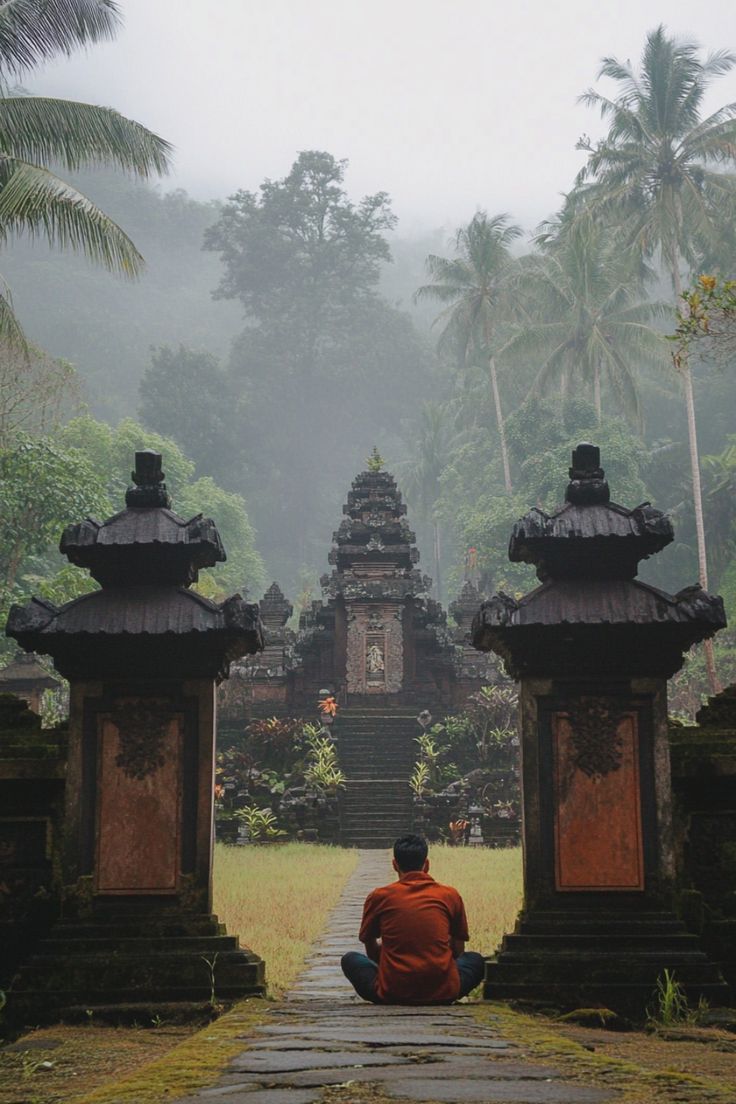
left=96, top=707, right=181, bottom=894
left=553, top=709, right=644, bottom=891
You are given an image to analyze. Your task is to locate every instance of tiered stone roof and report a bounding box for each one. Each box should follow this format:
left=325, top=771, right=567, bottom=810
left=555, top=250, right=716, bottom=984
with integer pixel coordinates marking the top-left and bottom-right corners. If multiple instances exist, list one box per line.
left=472, top=443, right=725, bottom=678
left=7, top=450, right=263, bottom=680
left=322, top=468, right=428, bottom=601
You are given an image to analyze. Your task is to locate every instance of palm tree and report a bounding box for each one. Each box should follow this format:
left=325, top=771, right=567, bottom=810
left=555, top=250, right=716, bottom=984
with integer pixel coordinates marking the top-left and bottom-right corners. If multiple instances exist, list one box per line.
left=415, top=212, right=521, bottom=493
left=0, top=0, right=172, bottom=344
left=507, top=202, right=667, bottom=424
left=577, top=24, right=736, bottom=690
left=402, top=402, right=454, bottom=603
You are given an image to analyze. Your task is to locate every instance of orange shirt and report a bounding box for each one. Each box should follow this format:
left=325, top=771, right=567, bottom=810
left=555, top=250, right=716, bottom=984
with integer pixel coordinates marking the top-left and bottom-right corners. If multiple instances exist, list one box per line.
left=358, top=870, right=470, bottom=1003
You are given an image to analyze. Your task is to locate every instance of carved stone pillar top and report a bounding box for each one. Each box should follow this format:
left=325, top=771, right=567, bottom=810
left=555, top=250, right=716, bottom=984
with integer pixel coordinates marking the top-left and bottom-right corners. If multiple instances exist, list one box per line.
left=472, top=444, right=725, bottom=679
left=7, top=450, right=264, bottom=681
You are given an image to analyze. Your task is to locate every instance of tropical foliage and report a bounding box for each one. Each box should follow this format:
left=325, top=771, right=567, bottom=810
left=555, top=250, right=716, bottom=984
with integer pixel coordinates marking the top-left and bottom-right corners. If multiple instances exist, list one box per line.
left=415, top=212, right=522, bottom=492
left=0, top=0, right=172, bottom=345
left=4, top=19, right=736, bottom=712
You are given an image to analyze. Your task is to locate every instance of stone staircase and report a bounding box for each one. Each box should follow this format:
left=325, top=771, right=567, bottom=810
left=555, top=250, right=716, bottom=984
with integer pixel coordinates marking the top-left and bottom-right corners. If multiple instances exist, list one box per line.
left=6, top=904, right=265, bottom=1025
left=335, top=708, right=418, bottom=848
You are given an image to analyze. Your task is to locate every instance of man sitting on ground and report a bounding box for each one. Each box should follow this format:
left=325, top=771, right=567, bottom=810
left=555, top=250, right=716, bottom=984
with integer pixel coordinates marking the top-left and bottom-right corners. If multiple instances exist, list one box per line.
left=341, top=834, right=485, bottom=1004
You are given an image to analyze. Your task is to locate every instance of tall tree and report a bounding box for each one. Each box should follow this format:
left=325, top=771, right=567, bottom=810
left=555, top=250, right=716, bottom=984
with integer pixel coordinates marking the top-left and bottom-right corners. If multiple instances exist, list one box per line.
left=205, top=150, right=395, bottom=396
left=205, top=151, right=432, bottom=587
left=138, top=345, right=244, bottom=487
left=401, top=402, right=454, bottom=602
left=415, top=212, right=521, bottom=493
left=0, top=0, right=172, bottom=344
left=508, top=202, right=667, bottom=424
left=577, top=24, right=736, bottom=690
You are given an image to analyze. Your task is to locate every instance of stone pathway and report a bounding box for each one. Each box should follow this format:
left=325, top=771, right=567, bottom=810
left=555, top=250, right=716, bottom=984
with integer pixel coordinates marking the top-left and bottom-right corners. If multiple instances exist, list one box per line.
left=177, top=851, right=616, bottom=1104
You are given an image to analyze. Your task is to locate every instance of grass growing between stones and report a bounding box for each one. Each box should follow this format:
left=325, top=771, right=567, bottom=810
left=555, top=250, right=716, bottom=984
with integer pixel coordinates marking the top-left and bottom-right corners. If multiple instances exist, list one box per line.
left=67, top=1000, right=268, bottom=1104
left=213, top=841, right=358, bottom=997
left=428, top=844, right=523, bottom=955
left=474, top=1003, right=736, bottom=1103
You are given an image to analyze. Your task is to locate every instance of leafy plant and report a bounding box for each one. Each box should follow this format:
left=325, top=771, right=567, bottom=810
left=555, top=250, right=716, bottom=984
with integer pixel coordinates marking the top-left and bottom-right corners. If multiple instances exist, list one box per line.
left=304, top=730, right=346, bottom=792
left=247, top=716, right=304, bottom=771
left=235, top=804, right=284, bottom=841
left=410, top=760, right=431, bottom=797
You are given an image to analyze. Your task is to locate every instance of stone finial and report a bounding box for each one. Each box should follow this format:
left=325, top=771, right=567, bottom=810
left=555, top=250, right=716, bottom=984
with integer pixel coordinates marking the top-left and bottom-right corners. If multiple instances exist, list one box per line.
left=366, top=446, right=386, bottom=472
left=125, top=449, right=172, bottom=509
left=565, top=442, right=610, bottom=506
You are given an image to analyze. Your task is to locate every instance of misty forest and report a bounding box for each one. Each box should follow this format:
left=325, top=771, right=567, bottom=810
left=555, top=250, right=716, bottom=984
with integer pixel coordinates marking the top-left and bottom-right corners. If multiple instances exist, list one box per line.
left=2, top=16, right=736, bottom=712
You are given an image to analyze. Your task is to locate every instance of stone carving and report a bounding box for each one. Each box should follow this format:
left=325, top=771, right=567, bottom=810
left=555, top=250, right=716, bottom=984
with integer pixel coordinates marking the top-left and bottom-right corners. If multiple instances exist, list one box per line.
left=566, top=697, right=626, bottom=780
left=346, top=615, right=365, bottom=693
left=366, top=643, right=385, bottom=673
left=112, top=701, right=171, bottom=780
left=384, top=611, right=404, bottom=694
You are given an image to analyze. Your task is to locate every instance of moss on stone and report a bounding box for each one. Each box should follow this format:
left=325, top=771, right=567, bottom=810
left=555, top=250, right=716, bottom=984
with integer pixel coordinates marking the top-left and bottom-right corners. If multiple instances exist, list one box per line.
left=473, top=1002, right=736, bottom=1103
left=68, top=998, right=270, bottom=1104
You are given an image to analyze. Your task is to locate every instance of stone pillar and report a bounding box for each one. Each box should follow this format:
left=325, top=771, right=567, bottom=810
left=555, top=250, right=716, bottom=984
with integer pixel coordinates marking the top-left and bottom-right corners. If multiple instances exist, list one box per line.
left=472, top=443, right=729, bottom=1014
left=6, top=450, right=265, bottom=1024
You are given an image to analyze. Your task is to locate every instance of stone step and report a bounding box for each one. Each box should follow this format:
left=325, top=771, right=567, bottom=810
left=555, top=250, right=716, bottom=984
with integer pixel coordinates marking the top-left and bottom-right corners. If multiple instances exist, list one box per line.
left=486, top=958, right=722, bottom=983
left=340, top=802, right=412, bottom=812
left=518, top=913, right=687, bottom=936
left=502, top=932, right=705, bottom=952
left=341, top=804, right=411, bottom=811
left=342, top=780, right=411, bottom=787
left=340, top=809, right=411, bottom=818
left=9, top=981, right=266, bottom=1023
left=343, top=775, right=412, bottom=782
left=342, top=773, right=413, bottom=779
left=339, top=740, right=415, bottom=747
left=341, top=765, right=414, bottom=773
left=17, top=950, right=262, bottom=992
left=482, top=978, right=731, bottom=1014
left=41, top=934, right=240, bottom=954
left=339, top=749, right=415, bottom=757
left=340, top=804, right=412, bottom=814
left=340, top=755, right=415, bottom=761
left=47, top=917, right=227, bottom=939
left=341, top=816, right=411, bottom=824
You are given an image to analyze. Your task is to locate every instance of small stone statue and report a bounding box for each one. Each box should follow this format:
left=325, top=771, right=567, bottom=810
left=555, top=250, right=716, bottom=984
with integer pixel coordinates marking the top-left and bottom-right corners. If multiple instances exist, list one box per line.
left=366, top=643, right=385, bottom=673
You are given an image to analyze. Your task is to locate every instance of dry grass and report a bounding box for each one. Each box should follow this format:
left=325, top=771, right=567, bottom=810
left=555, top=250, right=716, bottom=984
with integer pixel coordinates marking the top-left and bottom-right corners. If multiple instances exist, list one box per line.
left=213, top=841, right=358, bottom=997
left=428, top=844, right=523, bottom=955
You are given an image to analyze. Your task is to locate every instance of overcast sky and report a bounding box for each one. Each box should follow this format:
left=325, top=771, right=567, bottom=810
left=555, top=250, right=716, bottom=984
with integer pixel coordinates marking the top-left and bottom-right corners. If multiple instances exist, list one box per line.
left=27, top=0, right=736, bottom=234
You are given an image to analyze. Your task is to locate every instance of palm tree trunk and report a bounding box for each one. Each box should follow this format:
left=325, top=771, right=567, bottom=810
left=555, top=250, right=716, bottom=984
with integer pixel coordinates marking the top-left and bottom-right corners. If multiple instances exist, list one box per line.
left=433, top=519, right=442, bottom=605
left=594, top=360, right=602, bottom=422
left=489, top=355, right=513, bottom=493
left=672, top=264, right=720, bottom=694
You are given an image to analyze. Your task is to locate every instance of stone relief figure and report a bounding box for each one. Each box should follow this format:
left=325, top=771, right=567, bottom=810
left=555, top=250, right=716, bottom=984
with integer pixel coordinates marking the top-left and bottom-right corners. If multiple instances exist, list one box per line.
left=366, top=643, right=385, bottom=673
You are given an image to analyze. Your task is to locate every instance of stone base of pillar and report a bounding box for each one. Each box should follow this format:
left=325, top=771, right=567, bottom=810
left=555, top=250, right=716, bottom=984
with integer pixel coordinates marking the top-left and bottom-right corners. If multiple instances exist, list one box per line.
left=484, top=909, right=730, bottom=1016
left=6, top=908, right=265, bottom=1026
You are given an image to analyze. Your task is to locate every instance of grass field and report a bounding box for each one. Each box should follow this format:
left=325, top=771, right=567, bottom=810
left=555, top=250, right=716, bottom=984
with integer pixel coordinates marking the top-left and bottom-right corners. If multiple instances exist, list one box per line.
left=213, top=841, right=358, bottom=996
left=213, top=842, right=523, bottom=998
left=428, top=845, right=523, bottom=956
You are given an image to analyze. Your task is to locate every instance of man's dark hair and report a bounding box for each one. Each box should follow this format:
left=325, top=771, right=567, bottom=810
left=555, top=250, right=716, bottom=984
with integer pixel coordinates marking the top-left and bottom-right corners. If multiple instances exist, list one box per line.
left=393, top=834, right=428, bottom=871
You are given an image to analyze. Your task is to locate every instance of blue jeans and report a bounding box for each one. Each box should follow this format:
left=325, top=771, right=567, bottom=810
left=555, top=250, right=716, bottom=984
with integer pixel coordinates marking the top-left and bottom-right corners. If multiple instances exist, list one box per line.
left=341, top=950, right=485, bottom=1004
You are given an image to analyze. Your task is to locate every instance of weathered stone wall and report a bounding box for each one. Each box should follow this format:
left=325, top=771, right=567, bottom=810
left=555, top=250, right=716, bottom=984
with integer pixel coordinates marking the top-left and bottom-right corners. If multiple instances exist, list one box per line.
left=670, top=687, right=736, bottom=996
left=0, top=696, right=66, bottom=989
